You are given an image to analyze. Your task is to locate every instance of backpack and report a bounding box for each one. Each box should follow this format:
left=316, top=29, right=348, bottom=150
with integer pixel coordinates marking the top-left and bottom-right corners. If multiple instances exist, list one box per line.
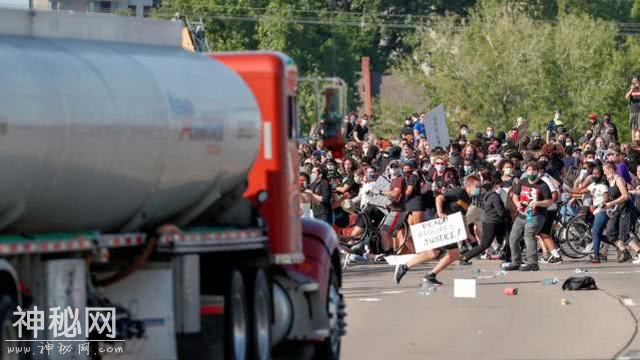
left=562, top=276, right=597, bottom=291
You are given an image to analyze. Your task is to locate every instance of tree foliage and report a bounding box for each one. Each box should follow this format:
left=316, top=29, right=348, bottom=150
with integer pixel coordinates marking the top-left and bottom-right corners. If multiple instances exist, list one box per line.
left=400, top=1, right=640, bottom=139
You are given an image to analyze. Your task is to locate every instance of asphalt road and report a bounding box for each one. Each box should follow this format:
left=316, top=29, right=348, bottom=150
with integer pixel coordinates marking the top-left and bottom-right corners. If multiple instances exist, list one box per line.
left=340, top=258, right=640, bottom=360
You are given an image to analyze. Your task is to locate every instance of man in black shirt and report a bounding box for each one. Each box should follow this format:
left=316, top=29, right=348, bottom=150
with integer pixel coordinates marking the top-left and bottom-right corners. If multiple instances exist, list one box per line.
left=394, top=175, right=481, bottom=286
left=304, top=166, right=333, bottom=224
left=503, top=161, right=553, bottom=271
left=400, top=116, right=414, bottom=141
left=352, top=117, right=369, bottom=143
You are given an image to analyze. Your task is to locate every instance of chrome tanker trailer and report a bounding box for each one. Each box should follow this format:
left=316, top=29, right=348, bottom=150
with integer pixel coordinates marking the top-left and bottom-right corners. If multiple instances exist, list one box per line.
left=0, top=8, right=343, bottom=360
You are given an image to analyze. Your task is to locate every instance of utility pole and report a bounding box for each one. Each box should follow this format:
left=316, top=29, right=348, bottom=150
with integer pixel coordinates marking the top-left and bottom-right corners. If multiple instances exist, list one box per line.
left=361, top=56, right=372, bottom=117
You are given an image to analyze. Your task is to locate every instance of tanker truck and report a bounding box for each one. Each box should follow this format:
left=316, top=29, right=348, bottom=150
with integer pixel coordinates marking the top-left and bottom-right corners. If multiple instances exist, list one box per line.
left=0, top=8, right=344, bottom=360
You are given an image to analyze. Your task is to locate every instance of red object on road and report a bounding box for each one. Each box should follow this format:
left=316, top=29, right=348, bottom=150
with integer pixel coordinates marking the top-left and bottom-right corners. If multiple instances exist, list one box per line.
left=504, top=287, right=518, bottom=295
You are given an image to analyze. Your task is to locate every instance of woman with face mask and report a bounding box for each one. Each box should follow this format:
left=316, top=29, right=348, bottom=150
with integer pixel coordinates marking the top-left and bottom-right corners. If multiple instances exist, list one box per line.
left=572, top=164, right=610, bottom=262
left=403, top=162, right=424, bottom=246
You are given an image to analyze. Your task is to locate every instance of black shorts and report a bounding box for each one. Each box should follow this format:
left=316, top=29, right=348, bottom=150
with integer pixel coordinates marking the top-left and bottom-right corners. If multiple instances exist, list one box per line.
left=405, top=196, right=424, bottom=212
left=540, top=210, right=557, bottom=236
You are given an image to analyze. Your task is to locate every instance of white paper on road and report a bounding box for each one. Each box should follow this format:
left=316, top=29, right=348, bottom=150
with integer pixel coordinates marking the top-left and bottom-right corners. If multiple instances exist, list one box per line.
left=384, top=254, right=416, bottom=266
left=454, top=279, right=476, bottom=298
left=423, top=104, right=449, bottom=148
left=410, top=212, right=467, bottom=253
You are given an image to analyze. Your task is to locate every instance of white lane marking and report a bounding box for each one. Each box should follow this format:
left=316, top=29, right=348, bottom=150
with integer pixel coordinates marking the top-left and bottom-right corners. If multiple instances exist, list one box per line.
left=358, top=298, right=382, bottom=302
left=381, top=290, right=406, bottom=295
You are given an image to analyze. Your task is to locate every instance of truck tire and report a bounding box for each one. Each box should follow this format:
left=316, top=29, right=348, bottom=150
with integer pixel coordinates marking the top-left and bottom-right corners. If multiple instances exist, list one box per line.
left=225, top=270, right=248, bottom=360
left=0, top=295, right=21, bottom=360
left=314, top=267, right=345, bottom=360
left=247, top=269, right=271, bottom=360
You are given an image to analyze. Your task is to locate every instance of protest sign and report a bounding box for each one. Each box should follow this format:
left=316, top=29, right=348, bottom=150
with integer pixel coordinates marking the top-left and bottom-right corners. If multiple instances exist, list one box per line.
left=410, top=212, right=467, bottom=253
left=486, top=154, right=502, bottom=164
left=423, top=104, right=449, bottom=148
left=368, top=176, right=391, bottom=208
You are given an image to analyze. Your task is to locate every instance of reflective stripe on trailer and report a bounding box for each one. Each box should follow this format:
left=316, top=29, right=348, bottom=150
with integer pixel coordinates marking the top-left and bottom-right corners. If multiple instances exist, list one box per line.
left=99, top=233, right=146, bottom=248
left=0, top=237, right=92, bottom=255
left=159, top=229, right=264, bottom=245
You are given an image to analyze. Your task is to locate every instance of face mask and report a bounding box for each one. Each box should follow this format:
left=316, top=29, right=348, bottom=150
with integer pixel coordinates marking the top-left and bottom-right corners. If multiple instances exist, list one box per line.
left=435, top=164, right=446, bottom=172
left=579, top=169, right=588, bottom=177
left=327, top=165, right=335, bottom=171
left=527, top=172, right=537, bottom=182
left=326, top=153, right=333, bottom=159
left=405, top=121, right=411, bottom=126
left=461, top=129, right=468, bottom=136
left=310, top=174, right=318, bottom=183
left=463, top=165, right=473, bottom=174
left=422, top=164, right=430, bottom=172
left=362, top=120, right=368, bottom=126
left=503, top=168, right=513, bottom=176
left=566, top=142, right=573, bottom=147
left=470, top=188, right=480, bottom=196
left=487, top=131, right=494, bottom=137
left=390, top=168, right=401, bottom=177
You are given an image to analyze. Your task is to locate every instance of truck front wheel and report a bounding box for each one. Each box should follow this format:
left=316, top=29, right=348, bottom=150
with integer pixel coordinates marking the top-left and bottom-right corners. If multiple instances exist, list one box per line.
left=0, top=295, right=20, bottom=360
left=225, top=270, right=248, bottom=360
left=248, top=269, right=271, bottom=360
left=314, top=267, right=345, bottom=360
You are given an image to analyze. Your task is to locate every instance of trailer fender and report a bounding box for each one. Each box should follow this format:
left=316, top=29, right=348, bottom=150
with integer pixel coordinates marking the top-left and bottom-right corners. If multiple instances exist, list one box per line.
left=0, top=259, right=20, bottom=305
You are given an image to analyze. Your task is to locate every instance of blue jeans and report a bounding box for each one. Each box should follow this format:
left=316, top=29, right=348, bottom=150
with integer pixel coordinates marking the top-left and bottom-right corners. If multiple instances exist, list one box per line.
left=592, top=211, right=609, bottom=257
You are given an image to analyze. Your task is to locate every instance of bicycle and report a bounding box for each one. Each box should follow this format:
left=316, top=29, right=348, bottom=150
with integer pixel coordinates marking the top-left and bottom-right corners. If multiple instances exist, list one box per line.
left=338, top=202, right=411, bottom=270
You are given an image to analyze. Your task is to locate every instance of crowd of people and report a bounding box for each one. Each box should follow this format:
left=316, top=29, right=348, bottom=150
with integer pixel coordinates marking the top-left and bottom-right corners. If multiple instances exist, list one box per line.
left=299, top=78, right=640, bottom=287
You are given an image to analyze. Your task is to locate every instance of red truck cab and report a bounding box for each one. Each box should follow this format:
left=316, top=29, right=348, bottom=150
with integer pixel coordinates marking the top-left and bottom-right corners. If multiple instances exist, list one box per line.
left=212, top=52, right=344, bottom=358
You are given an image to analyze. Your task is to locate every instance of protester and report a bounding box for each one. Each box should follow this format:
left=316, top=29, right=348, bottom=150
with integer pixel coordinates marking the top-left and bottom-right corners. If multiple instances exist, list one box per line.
left=296, top=103, right=640, bottom=288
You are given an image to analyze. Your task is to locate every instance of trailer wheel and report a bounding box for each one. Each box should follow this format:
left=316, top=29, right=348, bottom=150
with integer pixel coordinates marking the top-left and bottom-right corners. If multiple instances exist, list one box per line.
left=314, top=267, right=345, bottom=360
left=0, top=295, right=20, bottom=360
left=225, top=270, right=248, bottom=360
left=248, top=269, right=271, bottom=360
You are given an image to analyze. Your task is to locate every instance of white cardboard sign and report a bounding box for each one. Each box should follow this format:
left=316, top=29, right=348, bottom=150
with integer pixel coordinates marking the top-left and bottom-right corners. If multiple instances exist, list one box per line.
left=410, top=212, right=467, bottom=253
left=368, top=176, right=392, bottom=208
left=423, top=104, right=449, bottom=148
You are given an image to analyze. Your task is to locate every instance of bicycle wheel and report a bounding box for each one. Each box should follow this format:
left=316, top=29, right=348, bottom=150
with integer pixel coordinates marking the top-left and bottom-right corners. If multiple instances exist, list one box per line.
left=563, top=218, right=591, bottom=259
left=339, top=210, right=369, bottom=248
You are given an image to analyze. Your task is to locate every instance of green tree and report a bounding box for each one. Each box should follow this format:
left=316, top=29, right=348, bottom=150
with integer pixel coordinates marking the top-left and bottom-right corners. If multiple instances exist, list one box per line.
left=400, top=1, right=635, bottom=139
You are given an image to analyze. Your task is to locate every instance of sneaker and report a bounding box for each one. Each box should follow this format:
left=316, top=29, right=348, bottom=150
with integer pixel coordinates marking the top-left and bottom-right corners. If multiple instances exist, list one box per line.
left=584, top=243, right=594, bottom=254
left=502, top=263, right=521, bottom=271
left=394, top=264, right=408, bottom=285
left=633, top=256, right=640, bottom=265
left=547, top=255, right=563, bottom=264
left=619, top=250, right=633, bottom=263
left=422, top=273, right=443, bottom=286
left=519, top=263, right=540, bottom=271
left=539, top=254, right=551, bottom=264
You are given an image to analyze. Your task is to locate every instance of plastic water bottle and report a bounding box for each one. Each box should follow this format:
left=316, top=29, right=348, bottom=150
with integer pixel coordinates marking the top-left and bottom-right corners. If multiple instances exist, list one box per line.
left=526, top=207, right=534, bottom=224
left=495, top=268, right=507, bottom=277
left=418, top=282, right=437, bottom=296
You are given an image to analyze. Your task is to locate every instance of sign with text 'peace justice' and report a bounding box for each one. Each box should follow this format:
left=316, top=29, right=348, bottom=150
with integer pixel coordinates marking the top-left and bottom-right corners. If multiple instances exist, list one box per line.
left=410, top=212, right=467, bottom=253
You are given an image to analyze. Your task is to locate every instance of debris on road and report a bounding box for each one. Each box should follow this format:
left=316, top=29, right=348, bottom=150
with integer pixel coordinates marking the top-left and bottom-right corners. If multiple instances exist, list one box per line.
left=504, top=287, right=518, bottom=295
left=561, top=298, right=569, bottom=306
left=542, top=278, right=559, bottom=285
